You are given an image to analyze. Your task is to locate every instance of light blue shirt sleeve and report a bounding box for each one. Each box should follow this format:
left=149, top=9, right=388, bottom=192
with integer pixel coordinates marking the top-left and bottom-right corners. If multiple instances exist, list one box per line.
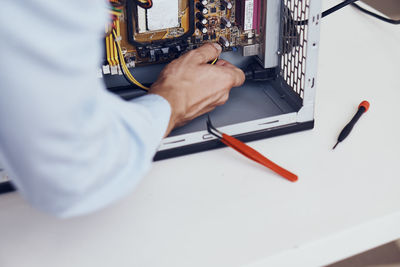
left=0, top=0, right=171, bottom=217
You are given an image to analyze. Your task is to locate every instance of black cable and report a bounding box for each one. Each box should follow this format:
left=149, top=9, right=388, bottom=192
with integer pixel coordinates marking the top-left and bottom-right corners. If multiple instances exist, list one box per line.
left=111, top=31, right=149, bottom=91
left=351, top=3, right=400, bottom=25
left=321, top=0, right=360, bottom=18
left=296, top=0, right=360, bottom=25
left=133, top=0, right=152, bottom=9
left=297, top=0, right=399, bottom=26
left=243, top=62, right=277, bottom=82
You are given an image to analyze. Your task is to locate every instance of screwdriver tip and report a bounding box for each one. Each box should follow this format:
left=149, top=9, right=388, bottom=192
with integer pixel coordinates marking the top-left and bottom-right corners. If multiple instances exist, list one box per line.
left=332, top=142, right=339, bottom=150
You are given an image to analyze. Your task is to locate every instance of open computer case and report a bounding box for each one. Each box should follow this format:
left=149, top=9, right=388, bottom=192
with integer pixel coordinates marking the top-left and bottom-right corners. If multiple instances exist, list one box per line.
left=0, top=0, right=321, bottom=193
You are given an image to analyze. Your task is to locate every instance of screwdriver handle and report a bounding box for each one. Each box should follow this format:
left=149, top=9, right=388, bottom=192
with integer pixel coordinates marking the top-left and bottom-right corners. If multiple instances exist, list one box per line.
left=337, top=107, right=365, bottom=142
left=333, top=101, right=370, bottom=150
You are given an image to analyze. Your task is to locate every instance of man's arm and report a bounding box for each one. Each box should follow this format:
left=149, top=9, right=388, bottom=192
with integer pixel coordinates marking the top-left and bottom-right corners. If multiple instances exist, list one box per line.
left=0, top=0, right=243, bottom=217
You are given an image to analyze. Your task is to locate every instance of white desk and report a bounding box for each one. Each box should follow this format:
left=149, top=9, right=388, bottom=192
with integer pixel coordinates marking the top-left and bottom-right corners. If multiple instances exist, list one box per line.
left=1, top=3, right=399, bottom=267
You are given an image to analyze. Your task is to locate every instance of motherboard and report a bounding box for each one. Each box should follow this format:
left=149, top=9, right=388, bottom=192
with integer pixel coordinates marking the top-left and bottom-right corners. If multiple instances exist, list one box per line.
left=104, top=0, right=262, bottom=78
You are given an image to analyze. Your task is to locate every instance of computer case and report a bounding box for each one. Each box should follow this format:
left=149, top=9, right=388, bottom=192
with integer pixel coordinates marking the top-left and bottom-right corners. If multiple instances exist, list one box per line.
left=107, top=0, right=322, bottom=160
left=0, top=0, right=321, bottom=194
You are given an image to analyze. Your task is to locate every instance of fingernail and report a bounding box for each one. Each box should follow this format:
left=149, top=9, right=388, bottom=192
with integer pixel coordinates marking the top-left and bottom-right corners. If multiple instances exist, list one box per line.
left=212, top=43, right=222, bottom=53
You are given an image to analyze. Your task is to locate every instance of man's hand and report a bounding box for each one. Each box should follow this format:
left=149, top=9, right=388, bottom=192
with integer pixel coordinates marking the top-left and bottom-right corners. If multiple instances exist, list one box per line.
left=149, top=43, right=245, bottom=136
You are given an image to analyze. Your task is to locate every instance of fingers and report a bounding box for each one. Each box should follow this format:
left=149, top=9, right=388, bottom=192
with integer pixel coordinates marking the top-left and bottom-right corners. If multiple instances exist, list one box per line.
left=185, top=43, right=222, bottom=64
left=214, top=63, right=245, bottom=88
left=215, top=59, right=234, bottom=67
left=214, top=59, right=245, bottom=87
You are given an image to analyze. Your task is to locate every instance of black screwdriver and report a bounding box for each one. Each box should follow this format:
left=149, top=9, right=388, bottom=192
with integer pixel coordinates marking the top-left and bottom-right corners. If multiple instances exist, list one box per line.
left=333, top=100, right=370, bottom=150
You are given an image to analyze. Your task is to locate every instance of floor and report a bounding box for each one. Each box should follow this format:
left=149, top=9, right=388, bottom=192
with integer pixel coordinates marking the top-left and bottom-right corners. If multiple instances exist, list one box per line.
left=327, top=240, right=400, bottom=267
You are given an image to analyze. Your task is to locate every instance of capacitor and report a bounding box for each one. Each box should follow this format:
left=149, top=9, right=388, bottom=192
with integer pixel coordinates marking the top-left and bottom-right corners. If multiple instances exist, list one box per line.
left=196, top=12, right=208, bottom=25
left=196, top=22, right=208, bottom=34
left=196, top=3, right=209, bottom=15
left=219, top=36, right=230, bottom=48
left=200, top=0, right=208, bottom=5
left=221, top=0, right=233, bottom=10
left=221, top=17, right=232, bottom=28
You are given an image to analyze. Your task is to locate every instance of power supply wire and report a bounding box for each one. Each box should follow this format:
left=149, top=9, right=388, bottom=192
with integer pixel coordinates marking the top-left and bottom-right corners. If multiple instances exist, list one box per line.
left=115, top=46, right=146, bottom=90
left=351, top=3, right=400, bottom=25
left=111, top=7, right=123, bottom=13
left=134, top=0, right=152, bottom=9
left=112, top=29, right=150, bottom=91
left=322, top=0, right=360, bottom=19
left=297, top=0, right=399, bottom=26
left=296, top=0, right=359, bottom=25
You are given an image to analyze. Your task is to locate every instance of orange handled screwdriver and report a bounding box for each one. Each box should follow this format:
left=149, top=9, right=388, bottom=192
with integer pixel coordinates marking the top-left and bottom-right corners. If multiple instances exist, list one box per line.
left=333, top=100, right=370, bottom=150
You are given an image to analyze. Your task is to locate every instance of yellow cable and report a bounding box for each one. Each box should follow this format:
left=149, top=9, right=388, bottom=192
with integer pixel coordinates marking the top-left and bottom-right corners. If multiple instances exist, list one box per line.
left=112, top=26, right=214, bottom=90
left=112, top=29, right=150, bottom=91
left=115, top=40, right=147, bottom=89
left=109, top=10, right=122, bottom=16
